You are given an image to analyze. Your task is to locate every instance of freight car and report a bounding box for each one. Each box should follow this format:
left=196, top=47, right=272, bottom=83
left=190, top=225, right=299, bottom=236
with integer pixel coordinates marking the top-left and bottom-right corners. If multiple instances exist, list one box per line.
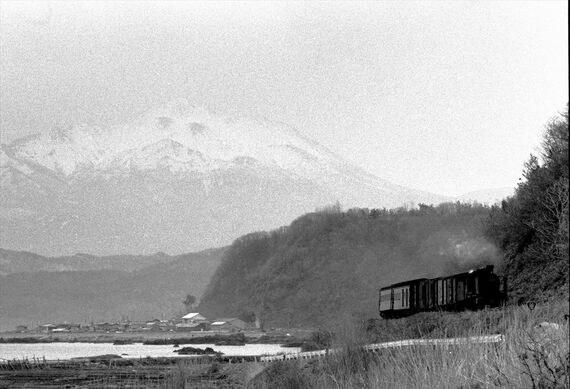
left=379, top=265, right=507, bottom=318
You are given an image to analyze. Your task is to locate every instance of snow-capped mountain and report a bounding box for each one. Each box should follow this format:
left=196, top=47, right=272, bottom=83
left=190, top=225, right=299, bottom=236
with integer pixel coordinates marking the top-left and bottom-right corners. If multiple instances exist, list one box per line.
left=1, top=100, right=448, bottom=255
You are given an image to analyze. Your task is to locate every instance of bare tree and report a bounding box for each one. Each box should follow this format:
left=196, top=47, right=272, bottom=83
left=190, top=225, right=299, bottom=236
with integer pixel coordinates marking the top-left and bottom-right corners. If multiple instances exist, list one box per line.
left=539, top=179, right=569, bottom=258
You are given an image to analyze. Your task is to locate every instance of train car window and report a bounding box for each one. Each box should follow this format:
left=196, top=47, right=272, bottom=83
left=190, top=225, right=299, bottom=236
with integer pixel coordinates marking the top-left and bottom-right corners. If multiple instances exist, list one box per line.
left=417, top=283, right=422, bottom=309
left=457, top=280, right=464, bottom=301
left=419, top=283, right=423, bottom=309
left=475, top=277, right=479, bottom=294
left=430, top=281, right=436, bottom=308
left=379, top=290, right=393, bottom=312
left=467, top=277, right=475, bottom=295
left=422, top=281, right=430, bottom=308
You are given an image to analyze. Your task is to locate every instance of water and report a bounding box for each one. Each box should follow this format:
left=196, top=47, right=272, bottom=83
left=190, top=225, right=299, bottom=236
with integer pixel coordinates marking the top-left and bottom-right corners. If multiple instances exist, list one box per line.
left=0, top=343, right=301, bottom=361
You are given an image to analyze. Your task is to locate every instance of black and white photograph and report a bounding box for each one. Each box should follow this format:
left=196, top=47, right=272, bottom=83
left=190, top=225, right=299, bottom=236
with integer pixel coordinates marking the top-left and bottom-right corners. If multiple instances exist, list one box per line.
left=0, top=1, right=568, bottom=387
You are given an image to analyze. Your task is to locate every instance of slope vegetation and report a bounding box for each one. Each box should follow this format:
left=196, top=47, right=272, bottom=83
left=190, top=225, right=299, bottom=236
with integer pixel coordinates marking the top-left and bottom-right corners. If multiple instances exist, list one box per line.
left=486, top=106, right=569, bottom=302
left=199, top=203, right=500, bottom=328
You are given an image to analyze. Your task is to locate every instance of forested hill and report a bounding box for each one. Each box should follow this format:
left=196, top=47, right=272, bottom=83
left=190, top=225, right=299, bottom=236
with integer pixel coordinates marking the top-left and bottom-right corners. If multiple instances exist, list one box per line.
left=198, top=203, right=500, bottom=328
left=485, top=106, right=569, bottom=303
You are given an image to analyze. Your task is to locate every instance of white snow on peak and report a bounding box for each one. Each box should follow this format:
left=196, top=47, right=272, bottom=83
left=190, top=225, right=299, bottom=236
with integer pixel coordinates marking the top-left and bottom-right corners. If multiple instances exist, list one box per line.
left=6, top=100, right=343, bottom=179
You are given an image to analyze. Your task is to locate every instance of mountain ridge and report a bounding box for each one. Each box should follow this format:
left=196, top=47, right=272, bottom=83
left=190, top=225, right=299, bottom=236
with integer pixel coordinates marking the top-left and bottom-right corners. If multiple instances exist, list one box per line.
left=0, top=248, right=178, bottom=275
left=0, top=247, right=227, bottom=332
left=2, top=100, right=449, bottom=255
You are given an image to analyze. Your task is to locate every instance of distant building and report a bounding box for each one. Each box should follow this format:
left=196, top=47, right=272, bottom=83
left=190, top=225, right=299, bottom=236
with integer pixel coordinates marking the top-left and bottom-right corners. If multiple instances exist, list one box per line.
left=144, top=319, right=174, bottom=332
left=176, top=313, right=210, bottom=332
left=93, top=322, right=124, bottom=332
left=181, top=313, right=208, bottom=324
left=38, top=324, right=57, bottom=333
left=36, top=323, right=84, bottom=333
left=51, top=327, right=70, bottom=333
left=15, top=325, right=28, bottom=333
left=52, top=323, right=82, bottom=332
left=176, top=322, right=210, bottom=332
left=210, top=318, right=247, bottom=332
left=126, top=321, right=146, bottom=332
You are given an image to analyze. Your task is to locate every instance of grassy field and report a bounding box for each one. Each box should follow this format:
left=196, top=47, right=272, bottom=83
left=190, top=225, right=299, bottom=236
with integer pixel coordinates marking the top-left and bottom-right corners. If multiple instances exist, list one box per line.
left=0, top=356, right=253, bottom=388
left=249, top=301, right=569, bottom=389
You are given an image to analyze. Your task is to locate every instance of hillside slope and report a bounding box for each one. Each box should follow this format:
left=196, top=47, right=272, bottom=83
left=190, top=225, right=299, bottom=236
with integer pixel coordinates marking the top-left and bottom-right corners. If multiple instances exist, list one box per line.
left=0, top=247, right=225, bottom=331
left=198, top=203, right=500, bottom=328
left=485, top=107, right=569, bottom=303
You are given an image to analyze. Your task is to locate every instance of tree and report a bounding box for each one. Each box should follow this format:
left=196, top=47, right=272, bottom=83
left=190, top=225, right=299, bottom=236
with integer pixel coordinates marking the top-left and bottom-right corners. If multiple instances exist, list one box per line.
left=183, top=294, right=196, bottom=312
left=485, top=105, right=569, bottom=301
left=238, top=310, right=257, bottom=324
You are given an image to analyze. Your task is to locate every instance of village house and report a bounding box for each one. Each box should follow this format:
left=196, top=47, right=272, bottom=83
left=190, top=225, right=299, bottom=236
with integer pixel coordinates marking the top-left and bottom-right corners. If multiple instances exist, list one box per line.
left=125, top=321, right=146, bottom=332
left=37, top=324, right=57, bottom=333
left=93, top=322, right=125, bottom=332
left=176, top=322, right=210, bottom=332
left=56, top=323, right=82, bottom=332
left=176, top=312, right=210, bottom=332
left=15, top=325, right=28, bottom=333
left=210, top=318, right=247, bottom=333
left=144, top=319, right=176, bottom=332
left=181, top=313, right=208, bottom=324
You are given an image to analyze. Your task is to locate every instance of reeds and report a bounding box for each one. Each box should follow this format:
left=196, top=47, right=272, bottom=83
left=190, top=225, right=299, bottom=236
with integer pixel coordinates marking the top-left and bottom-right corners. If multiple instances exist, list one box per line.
left=253, top=301, right=569, bottom=389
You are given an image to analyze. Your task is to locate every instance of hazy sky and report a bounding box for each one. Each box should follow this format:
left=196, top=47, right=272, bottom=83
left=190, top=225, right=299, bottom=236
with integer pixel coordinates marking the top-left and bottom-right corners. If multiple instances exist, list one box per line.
left=0, top=1, right=567, bottom=196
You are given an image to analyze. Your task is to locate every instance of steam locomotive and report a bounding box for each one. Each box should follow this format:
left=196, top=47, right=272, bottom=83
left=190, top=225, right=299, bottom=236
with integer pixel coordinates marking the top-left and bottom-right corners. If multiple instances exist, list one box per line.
left=379, top=265, right=507, bottom=318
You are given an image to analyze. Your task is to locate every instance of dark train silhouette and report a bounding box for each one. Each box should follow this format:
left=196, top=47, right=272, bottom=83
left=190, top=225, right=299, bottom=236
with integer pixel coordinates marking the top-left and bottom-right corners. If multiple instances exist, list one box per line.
left=379, top=265, right=507, bottom=318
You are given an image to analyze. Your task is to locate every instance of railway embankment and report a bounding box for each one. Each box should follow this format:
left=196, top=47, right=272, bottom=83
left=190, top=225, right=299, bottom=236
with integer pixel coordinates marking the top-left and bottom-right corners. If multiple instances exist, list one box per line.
left=249, top=301, right=569, bottom=389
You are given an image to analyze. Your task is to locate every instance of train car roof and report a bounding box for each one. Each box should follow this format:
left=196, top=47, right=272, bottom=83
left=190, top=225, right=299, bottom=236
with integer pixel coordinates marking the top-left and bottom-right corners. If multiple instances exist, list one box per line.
left=443, top=265, right=495, bottom=279
left=380, top=278, right=428, bottom=290
left=379, top=265, right=495, bottom=290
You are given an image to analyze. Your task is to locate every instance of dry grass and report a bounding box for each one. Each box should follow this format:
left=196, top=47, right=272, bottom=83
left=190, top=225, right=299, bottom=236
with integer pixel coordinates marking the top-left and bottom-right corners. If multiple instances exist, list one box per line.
left=252, top=301, right=569, bottom=389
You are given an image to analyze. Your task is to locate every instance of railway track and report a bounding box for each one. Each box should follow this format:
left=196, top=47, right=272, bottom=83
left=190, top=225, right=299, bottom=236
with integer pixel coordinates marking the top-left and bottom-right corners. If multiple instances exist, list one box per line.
left=260, top=334, right=504, bottom=362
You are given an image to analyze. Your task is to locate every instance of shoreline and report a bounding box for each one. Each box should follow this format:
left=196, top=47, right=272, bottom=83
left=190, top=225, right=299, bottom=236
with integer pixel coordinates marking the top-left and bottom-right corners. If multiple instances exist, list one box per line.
left=0, top=355, right=256, bottom=387
left=0, top=341, right=304, bottom=364
left=0, top=330, right=309, bottom=345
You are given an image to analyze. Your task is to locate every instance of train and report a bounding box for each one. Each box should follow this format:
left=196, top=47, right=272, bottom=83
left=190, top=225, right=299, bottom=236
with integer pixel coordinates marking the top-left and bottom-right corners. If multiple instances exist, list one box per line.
left=379, top=265, right=507, bottom=318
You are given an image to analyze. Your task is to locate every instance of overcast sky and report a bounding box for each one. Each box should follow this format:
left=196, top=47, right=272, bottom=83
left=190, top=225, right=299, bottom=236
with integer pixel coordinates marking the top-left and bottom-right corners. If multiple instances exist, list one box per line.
left=0, top=1, right=567, bottom=196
